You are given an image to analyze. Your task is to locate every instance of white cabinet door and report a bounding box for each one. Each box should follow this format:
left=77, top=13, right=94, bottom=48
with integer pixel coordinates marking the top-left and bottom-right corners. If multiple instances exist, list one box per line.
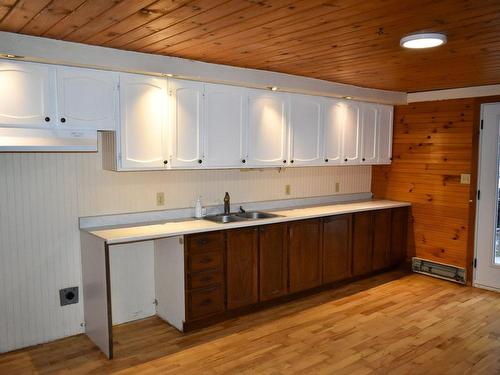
left=342, top=101, right=362, bottom=164
left=56, top=67, right=118, bottom=130
left=203, top=83, right=246, bottom=168
left=360, top=103, right=379, bottom=164
left=119, top=73, right=168, bottom=170
left=289, top=94, right=322, bottom=166
left=0, top=60, right=55, bottom=127
left=323, top=99, right=344, bottom=165
left=377, top=105, right=393, bottom=164
left=247, top=90, right=288, bottom=167
left=170, top=79, right=204, bottom=168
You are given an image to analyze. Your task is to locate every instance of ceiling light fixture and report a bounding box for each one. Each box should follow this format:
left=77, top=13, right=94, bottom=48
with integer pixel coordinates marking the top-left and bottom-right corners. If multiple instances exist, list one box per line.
left=400, top=33, right=447, bottom=49
left=165, top=73, right=174, bottom=77
left=343, top=96, right=353, bottom=100
left=270, top=86, right=278, bottom=91
left=0, top=53, right=22, bottom=59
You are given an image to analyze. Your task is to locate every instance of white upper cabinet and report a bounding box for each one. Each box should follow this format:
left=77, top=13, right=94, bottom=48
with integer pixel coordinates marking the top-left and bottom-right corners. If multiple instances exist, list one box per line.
left=170, top=79, right=204, bottom=168
left=289, top=94, right=322, bottom=166
left=323, top=99, right=344, bottom=165
left=247, top=90, right=288, bottom=167
left=0, top=61, right=55, bottom=127
left=360, top=103, right=379, bottom=164
left=341, top=101, right=362, bottom=164
left=118, top=73, right=168, bottom=170
left=377, top=105, right=393, bottom=164
left=203, top=83, right=246, bottom=168
left=56, top=67, right=118, bottom=130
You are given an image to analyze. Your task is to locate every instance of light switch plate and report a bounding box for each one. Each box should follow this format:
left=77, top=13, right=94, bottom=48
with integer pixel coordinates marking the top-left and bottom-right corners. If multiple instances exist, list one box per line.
left=460, top=173, right=471, bottom=184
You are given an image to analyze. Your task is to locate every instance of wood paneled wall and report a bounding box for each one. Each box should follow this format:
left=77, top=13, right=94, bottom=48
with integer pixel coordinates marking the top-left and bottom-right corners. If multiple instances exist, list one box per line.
left=372, top=98, right=474, bottom=270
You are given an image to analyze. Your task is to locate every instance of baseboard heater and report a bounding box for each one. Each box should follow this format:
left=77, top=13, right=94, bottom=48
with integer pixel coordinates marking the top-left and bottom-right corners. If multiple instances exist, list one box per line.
left=412, top=257, right=466, bottom=284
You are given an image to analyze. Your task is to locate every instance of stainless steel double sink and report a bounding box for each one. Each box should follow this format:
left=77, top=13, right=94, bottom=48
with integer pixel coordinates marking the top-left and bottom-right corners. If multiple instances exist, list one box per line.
left=204, top=211, right=282, bottom=224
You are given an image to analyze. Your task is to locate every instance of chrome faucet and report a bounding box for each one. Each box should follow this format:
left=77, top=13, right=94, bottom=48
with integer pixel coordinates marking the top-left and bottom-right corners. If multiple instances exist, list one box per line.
left=223, top=192, right=230, bottom=215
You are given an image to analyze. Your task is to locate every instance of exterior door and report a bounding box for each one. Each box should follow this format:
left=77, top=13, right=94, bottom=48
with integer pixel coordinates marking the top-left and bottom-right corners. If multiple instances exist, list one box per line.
left=0, top=60, right=55, bottom=127
left=170, top=79, right=204, bottom=168
left=323, top=99, right=344, bottom=165
left=56, top=66, right=118, bottom=130
left=247, top=90, right=288, bottom=167
left=289, top=94, right=322, bottom=166
left=342, top=101, right=362, bottom=164
left=203, top=83, right=246, bottom=168
left=475, top=103, right=500, bottom=291
left=119, top=73, right=168, bottom=170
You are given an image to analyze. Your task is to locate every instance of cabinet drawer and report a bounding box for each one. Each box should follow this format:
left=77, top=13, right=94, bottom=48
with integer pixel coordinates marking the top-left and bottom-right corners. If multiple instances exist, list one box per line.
left=188, top=286, right=225, bottom=320
left=189, top=270, right=223, bottom=290
left=187, top=232, right=224, bottom=254
left=188, top=251, right=223, bottom=273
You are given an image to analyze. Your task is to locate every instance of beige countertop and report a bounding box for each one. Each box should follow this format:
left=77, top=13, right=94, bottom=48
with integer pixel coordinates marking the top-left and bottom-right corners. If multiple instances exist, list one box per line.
left=87, top=199, right=410, bottom=245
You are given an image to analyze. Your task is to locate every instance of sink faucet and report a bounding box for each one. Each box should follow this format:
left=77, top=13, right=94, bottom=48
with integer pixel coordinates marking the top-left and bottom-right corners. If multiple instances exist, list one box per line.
left=223, top=192, right=230, bottom=215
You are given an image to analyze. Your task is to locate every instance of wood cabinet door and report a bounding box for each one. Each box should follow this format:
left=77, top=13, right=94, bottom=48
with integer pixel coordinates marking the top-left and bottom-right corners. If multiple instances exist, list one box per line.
left=259, top=223, right=288, bottom=301
left=56, top=66, right=118, bottom=130
left=247, top=90, right=288, bottom=167
left=203, top=83, right=247, bottom=168
left=288, top=219, right=322, bottom=293
left=342, top=101, right=362, bottom=164
left=377, top=105, right=393, bottom=164
left=372, top=210, right=392, bottom=271
left=289, top=94, right=322, bottom=166
left=323, top=99, right=344, bottom=165
left=170, top=79, right=204, bottom=168
left=323, top=214, right=352, bottom=283
left=226, top=227, right=259, bottom=309
left=0, top=60, right=55, bottom=127
left=390, top=207, right=409, bottom=265
left=119, top=73, right=168, bottom=170
left=360, top=103, right=379, bottom=164
left=352, top=211, right=373, bottom=276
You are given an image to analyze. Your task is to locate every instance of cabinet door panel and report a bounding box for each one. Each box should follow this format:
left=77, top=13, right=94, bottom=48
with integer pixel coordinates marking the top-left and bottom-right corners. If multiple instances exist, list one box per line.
left=342, top=102, right=362, bottom=164
left=390, top=207, right=408, bottom=265
left=377, top=105, right=393, bottom=164
left=372, top=210, right=392, bottom=271
left=323, top=214, right=352, bottom=283
left=288, top=219, right=322, bottom=293
left=323, top=99, right=344, bottom=164
left=259, top=223, right=288, bottom=301
left=204, top=83, right=246, bottom=167
left=247, top=91, right=287, bottom=166
left=170, top=79, right=203, bottom=167
left=0, top=61, right=54, bottom=127
left=361, top=104, right=378, bottom=164
left=57, top=67, right=118, bottom=130
left=119, top=73, right=167, bottom=170
left=352, top=211, right=373, bottom=276
left=227, top=227, right=259, bottom=309
left=289, top=94, right=322, bottom=165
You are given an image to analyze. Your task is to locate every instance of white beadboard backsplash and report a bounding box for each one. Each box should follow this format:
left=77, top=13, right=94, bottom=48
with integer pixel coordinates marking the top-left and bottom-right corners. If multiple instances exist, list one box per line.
left=0, top=138, right=371, bottom=353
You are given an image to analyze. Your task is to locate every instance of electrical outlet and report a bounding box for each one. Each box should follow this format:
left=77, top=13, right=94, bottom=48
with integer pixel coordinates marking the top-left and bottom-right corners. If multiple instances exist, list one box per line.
left=60, top=287, right=79, bottom=306
left=335, top=182, right=340, bottom=192
left=285, top=184, right=291, bottom=195
left=460, top=173, right=471, bottom=185
left=156, top=192, right=165, bottom=206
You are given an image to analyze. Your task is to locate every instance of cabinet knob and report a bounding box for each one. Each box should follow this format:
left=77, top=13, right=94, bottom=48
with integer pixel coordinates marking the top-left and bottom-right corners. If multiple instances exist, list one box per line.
left=362, top=158, right=366, bottom=162
left=242, top=159, right=246, bottom=164
left=60, top=117, right=66, bottom=123
left=163, top=160, right=168, bottom=165
left=324, top=158, right=329, bottom=162
left=44, top=117, right=50, bottom=122
left=344, top=158, right=348, bottom=162
left=290, top=160, right=294, bottom=164
left=198, top=159, right=203, bottom=164
left=283, top=160, right=287, bottom=163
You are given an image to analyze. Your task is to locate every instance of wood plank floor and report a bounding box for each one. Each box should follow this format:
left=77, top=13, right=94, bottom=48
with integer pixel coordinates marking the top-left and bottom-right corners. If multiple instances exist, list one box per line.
left=1, top=271, right=500, bottom=374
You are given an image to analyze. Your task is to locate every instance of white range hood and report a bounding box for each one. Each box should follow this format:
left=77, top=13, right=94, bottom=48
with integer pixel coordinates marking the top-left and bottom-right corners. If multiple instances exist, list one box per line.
left=0, top=127, right=98, bottom=152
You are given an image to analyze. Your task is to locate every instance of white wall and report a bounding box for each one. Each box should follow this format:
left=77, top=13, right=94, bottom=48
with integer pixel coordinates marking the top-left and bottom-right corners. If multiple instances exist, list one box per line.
left=0, top=137, right=371, bottom=353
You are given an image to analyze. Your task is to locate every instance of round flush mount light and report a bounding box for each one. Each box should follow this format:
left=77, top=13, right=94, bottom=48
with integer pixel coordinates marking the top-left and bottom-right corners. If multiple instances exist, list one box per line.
left=400, top=33, right=447, bottom=49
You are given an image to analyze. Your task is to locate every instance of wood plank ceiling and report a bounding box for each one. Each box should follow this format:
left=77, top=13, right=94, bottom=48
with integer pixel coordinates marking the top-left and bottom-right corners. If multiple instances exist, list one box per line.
left=0, top=0, right=499, bottom=92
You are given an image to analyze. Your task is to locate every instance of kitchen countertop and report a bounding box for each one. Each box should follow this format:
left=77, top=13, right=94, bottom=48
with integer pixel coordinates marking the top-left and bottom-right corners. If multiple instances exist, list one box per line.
left=86, top=199, right=410, bottom=245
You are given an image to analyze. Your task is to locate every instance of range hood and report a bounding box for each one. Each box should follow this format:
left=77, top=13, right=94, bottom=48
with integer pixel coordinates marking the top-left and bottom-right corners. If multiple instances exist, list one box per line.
left=0, top=127, right=98, bottom=152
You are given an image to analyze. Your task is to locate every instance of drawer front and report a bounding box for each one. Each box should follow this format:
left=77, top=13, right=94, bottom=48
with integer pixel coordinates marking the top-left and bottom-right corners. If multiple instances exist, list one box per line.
left=188, top=286, right=225, bottom=320
left=187, top=231, right=224, bottom=254
left=189, top=251, right=223, bottom=273
left=189, top=270, right=224, bottom=290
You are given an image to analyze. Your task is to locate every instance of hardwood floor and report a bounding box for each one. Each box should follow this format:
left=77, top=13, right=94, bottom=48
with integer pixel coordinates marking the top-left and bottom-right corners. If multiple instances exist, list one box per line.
left=1, top=270, right=500, bottom=374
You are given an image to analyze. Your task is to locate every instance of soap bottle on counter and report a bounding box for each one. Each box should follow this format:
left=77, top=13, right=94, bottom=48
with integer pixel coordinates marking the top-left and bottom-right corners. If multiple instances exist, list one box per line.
left=195, top=196, right=203, bottom=218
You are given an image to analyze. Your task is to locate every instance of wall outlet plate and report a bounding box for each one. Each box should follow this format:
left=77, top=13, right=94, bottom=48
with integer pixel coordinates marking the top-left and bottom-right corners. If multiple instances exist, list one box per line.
left=460, top=173, right=471, bottom=185
left=156, top=192, right=165, bottom=206
left=60, top=286, right=79, bottom=306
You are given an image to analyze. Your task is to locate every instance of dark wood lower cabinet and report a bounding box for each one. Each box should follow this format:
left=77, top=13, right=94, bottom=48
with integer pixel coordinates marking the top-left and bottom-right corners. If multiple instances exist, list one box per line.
left=322, top=214, right=352, bottom=283
left=226, top=227, right=259, bottom=310
left=259, top=223, right=288, bottom=301
left=390, top=207, right=409, bottom=265
left=372, top=209, right=392, bottom=271
left=288, top=219, right=322, bottom=293
left=352, top=211, right=374, bottom=276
